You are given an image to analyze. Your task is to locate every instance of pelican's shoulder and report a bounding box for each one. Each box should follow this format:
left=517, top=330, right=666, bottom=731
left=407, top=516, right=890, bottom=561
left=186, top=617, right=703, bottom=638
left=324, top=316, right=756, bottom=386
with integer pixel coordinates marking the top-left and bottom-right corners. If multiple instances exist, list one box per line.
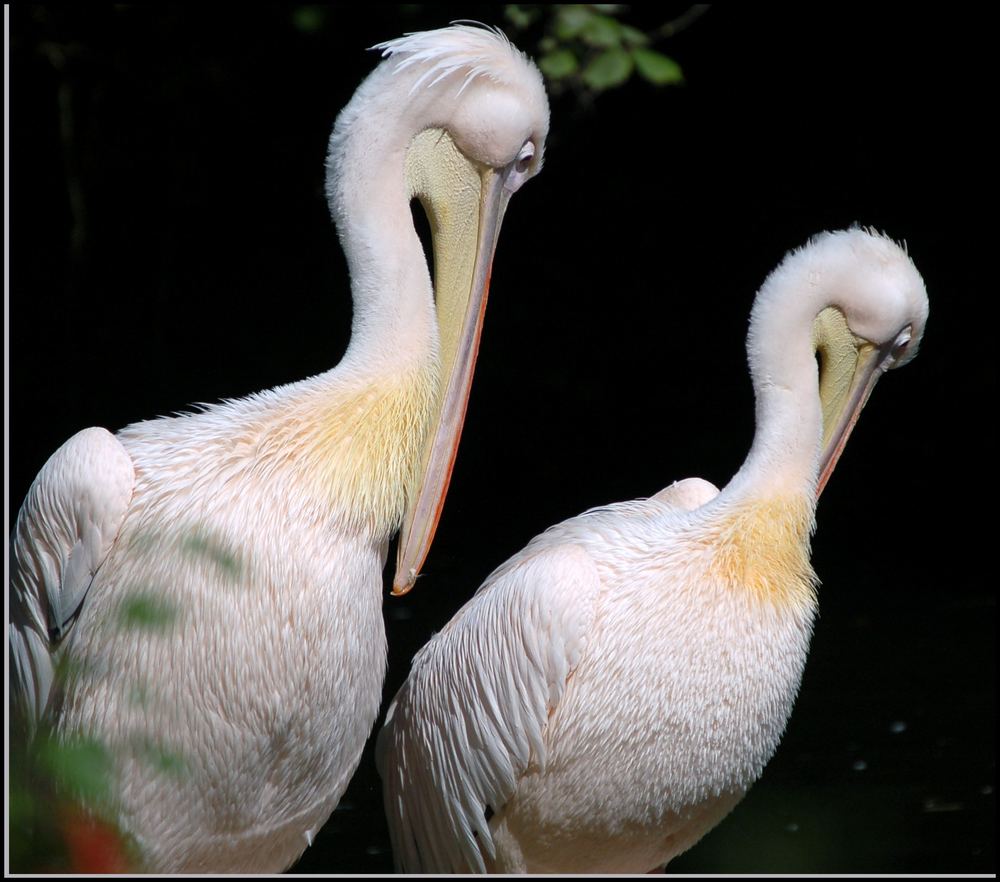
left=650, top=477, right=720, bottom=510
left=114, top=365, right=435, bottom=535
left=524, top=476, right=720, bottom=559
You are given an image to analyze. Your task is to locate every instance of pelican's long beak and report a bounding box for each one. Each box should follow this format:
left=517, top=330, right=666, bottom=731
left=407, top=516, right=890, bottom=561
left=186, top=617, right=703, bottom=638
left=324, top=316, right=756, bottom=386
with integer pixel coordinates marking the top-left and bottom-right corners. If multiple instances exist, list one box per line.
left=813, top=307, right=897, bottom=498
left=392, top=129, right=520, bottom=595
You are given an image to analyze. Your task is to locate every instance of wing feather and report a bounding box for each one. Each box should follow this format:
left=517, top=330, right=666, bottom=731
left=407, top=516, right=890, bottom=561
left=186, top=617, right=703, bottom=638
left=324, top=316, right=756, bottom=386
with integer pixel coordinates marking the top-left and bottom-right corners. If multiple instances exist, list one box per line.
left=9, top=427, right=135, bottom=728
left=376, top=543, right=602, bottom=872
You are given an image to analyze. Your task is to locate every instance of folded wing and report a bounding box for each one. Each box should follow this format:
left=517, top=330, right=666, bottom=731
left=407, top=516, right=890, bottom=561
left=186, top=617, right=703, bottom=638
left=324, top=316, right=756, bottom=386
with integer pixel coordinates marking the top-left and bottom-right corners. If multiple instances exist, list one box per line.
left=376, top=542, right=602, bottom=873
left=9, top=427, right=135, bottom=728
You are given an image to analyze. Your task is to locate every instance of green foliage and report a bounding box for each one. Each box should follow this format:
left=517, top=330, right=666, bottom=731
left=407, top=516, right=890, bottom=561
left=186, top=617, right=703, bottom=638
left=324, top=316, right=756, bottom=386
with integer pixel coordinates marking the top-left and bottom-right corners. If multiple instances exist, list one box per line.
left=36, top=734, right=115, bottom=808
left=8, top=521, right=231, bottom=870
left=553, top=5, right=601, bottom=40
left=506, top=4, right=704, bottom=98
left=129, top=524, right=244, bottom=589
left=633, top=47, right=684, bottom=85
left=538, top=47, right=579, bottom=80
left=582, top=47, right=633, bottom=90
left=130, top=735, right=189, bottom=780
left=118, top=590, right=177, bottom=633
left=287, top=4, right=702, bottom=101
left=9, top=727, right=187, bottom=870
left=505, top=4, right=541, bottom=30
left=8, top=727, right=118, bottom=872
left=10, top=576, right=191, bottom=871
left=180, top=528, right=244, bottom=579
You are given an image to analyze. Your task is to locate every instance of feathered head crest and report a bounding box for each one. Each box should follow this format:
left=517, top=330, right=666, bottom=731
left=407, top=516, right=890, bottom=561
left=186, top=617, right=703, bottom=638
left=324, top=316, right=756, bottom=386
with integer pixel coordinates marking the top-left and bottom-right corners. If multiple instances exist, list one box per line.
left=371, top=22, right=531, bottom=96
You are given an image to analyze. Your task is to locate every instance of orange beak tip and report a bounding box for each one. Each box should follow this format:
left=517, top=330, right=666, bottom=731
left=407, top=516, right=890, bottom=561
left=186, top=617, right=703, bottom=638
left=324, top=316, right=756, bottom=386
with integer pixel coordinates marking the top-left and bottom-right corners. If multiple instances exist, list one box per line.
left=390, top=569, right=418, bottom=597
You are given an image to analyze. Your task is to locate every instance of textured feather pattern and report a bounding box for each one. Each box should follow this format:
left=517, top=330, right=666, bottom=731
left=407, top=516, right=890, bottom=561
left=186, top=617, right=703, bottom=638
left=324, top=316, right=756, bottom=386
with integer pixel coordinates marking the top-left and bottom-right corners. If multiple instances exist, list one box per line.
left=373, top=24, right=525, bottom=96
left=39, top=368, right=432, bottom=872
left=10, top=427, right=135, bottom=726
left=376, top=542, right=602, bottom=873
left=378, top=479, right=819, bottom=873
left=485, top=495, right=817, bottom=873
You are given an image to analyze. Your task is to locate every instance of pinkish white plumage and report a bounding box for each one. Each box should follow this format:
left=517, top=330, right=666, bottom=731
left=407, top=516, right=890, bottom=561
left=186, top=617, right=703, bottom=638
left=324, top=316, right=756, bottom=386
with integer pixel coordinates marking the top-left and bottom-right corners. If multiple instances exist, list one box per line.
left=376, top=228, right=929, bottom=873
left=374, top=24, right=520, bottom=95
left=9, top=24, right=548, bottom=873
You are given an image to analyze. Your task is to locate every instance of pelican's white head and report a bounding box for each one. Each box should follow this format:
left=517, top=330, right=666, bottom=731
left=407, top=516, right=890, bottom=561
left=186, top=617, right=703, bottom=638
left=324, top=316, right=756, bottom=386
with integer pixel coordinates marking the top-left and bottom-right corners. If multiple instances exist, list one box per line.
left=744, top=228, right=929, bottom=497
left=327, top=24, right=549, bottom=220
left=325, top=25, right=549, bottom=594
left=372, top=24, right=549, bottom=176
left=752, top=228, right=928, bottom=365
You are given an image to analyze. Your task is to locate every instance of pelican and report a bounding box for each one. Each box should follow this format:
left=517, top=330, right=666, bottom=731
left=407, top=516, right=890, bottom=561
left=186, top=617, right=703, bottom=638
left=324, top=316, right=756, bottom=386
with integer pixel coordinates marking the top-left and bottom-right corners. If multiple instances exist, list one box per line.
left=376, top=228, right=929, bottom=873
left=9, top=25, right=549, bottom=873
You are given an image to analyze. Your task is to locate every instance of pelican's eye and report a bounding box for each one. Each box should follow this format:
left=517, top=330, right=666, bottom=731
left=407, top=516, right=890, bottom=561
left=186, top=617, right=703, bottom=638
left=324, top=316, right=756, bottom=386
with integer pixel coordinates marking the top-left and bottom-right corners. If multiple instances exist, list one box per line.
left=891, top=327, right=913, bottom=361
left=515, top=142, right=534, bottom=174
left=504, top=141, right=537, bottom=195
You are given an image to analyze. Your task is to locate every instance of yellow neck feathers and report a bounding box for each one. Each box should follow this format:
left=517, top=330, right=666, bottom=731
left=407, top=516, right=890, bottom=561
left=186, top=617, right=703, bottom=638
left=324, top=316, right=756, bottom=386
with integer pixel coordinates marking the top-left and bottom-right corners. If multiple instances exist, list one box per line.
left=708, top=494, right=818, bottom=609
left=254, top=364, right=438, bottom=538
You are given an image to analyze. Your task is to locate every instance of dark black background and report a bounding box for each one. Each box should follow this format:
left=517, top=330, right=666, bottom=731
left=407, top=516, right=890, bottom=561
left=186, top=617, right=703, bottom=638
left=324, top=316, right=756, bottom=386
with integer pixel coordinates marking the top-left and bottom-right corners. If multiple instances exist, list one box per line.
left=8, top=4, right=994, bottom=873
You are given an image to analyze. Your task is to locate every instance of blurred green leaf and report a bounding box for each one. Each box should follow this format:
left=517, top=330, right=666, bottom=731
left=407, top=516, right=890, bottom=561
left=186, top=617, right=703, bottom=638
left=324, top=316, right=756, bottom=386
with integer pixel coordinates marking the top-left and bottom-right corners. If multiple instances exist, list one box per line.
left=582, top=47, right=634, bottom=90
left=632, top=47, right=684, bottom=85
left=8, top=750, right=68, bottom=872
left=118, top=591, right=176, bottom=633
left=146, top=748, right=187, bottom=778
left=38, top=735, right=113, bottom=808
left=580, top=13, right=623, bottom=48
left=131, top=737, right=188, bottom=779
left=504, top=5, right=539, bottom=29
left=181, top=530, right=243, bottom=579
left=620, top=23, right=649, bottom=47
left=555, top=5, right=595, bottom=40
left=9, top=784, right=38, bottom=830
left=539, top=48, right=579, bottom=80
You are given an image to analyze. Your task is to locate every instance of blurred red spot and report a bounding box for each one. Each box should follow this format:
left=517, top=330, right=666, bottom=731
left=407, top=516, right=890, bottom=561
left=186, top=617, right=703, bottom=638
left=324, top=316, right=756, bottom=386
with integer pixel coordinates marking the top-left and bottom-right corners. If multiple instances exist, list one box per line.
left=59, top=805, right=132, bottom=874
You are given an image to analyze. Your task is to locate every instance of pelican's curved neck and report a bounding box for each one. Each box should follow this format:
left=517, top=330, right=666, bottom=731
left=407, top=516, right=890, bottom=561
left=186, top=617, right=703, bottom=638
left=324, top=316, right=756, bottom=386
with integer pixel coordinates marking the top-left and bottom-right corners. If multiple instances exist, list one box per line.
left=724, top=270, right=827, bottom=505
left=325, top=65, right=437, bottom=378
